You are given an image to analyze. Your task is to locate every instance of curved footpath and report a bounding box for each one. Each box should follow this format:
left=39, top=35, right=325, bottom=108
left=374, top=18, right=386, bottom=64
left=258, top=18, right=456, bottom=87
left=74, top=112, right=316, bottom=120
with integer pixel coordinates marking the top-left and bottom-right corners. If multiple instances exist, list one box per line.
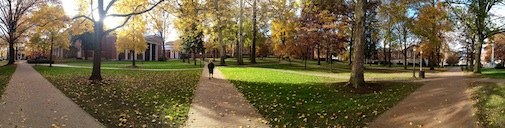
left=184, top=63, right=269, bottom=128
left=0, top=61, right=105, bottom=128
left=369, top=68, right=480, bottom=128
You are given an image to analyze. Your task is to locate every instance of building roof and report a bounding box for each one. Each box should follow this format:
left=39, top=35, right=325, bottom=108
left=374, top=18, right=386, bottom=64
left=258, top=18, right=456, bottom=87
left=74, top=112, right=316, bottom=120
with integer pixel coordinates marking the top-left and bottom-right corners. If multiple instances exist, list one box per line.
left=145, top=35, right=163, bottom=45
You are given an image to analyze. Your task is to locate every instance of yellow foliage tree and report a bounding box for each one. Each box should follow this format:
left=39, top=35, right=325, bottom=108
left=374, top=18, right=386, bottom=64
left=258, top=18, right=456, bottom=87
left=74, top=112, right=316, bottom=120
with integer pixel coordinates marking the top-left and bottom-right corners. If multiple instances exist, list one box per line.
left=70, top=0, right=94, bottom=36
left=30, top=5, right=71, bottom=67
left=115, top=0, right=148, bottom=66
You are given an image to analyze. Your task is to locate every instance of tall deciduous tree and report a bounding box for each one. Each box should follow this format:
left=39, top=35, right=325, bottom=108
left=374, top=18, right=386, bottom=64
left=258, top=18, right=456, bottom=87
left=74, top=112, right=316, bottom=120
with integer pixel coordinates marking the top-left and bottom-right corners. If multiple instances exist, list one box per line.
left=30, top=5, right=70, bottom=67
left=148, top=4, right=170, bottom=61
left=116, top=0, right=148, bottom=67
left=0, top=0, right=46, bottom=65
left=349, top=0, right=367, bottom=88
left=74, top=0, right=165, bottom=80
left=411, top=1, right=452, bottom=70
left=469, top=0, right=505, bottom=73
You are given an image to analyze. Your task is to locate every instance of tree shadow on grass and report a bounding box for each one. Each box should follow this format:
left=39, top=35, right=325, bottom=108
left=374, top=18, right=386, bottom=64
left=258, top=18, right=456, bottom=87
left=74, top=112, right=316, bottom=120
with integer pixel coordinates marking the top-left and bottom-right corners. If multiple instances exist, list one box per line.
left=468, top=82, right=505, bottom=127
left=226, top=79, right=422, bottom=127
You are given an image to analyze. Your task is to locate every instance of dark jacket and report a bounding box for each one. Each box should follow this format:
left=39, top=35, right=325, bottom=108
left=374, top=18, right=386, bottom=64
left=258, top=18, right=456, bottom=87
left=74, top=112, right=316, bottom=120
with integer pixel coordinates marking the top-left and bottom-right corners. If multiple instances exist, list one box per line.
left=208, top=62, right=215, bottom=73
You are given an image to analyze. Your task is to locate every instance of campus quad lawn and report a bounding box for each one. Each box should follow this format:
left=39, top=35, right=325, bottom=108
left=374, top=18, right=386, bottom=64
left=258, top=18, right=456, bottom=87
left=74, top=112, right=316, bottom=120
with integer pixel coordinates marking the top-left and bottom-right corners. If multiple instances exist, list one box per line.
left=62, top=60, right=201, bottom=69
left=219, top=67, right=422, bottom=127
left=0, top=65, right=16, bottom=98
left=468, top=82, right=505, bottom=127
left=34, top=66, right=201, bottom=127
left=480, top=68, right=505, bottom=79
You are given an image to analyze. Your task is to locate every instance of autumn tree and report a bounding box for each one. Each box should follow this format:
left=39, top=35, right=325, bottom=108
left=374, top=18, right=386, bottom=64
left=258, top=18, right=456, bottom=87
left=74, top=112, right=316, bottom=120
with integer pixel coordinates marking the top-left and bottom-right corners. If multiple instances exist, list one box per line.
left=349, top=0, right=367, bottom=88
left=168, top=0, right=206, bottom=65
left=411, top=1, right=452, bottom=70
left=30, top=5, right=70, bottom=67
left=115, top=0, right=148, bottom=67
left=378, top=0, right=413, bottom=69
left=0, top=0, right=48, bottom=65
left=270, top=0, right=297, bottom=62
left=147, top=4, right=171, bottom=61
left=74, top=0, right=165, bottom=80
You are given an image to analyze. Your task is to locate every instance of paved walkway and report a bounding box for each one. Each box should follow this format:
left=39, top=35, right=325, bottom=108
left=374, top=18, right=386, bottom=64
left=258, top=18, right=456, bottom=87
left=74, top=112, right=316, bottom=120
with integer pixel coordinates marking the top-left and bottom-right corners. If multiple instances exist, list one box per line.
left=0, top=61, right=105, bottom=128
left=369, top=68, right=478, bottom=128
left=185, top=64, right=269, bottom=128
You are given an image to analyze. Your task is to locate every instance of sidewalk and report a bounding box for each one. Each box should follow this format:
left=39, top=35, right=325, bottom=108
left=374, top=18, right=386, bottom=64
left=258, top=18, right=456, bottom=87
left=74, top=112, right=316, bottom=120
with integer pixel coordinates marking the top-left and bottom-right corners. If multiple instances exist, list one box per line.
left=368, top=68, right=478, bottom=127
left=0, top=61, right=105, bottom=128
left=184, top=64, right=269, bottom=127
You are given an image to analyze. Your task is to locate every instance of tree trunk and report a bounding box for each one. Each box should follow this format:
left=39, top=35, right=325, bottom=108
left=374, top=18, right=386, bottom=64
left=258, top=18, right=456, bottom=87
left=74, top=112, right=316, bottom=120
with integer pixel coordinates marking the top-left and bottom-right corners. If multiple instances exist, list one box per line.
left=430, top=51, right=435, bottom=70
left=251, top=0, right=257, bottom=64
left=161, top=36, right=166, bottom=61
left=437, top=46, right=441, bottom=67
left=349, top=26, right=354, bottom=65
left=403, top=28, right=407, bottom=69
left=193, top=49, right=197, bottom=65
left=388, top=45, right=392, bottom=67
left=349, top=0, right=366, bottom=88
left=90, top=22, right=103, bottom=80
left=8, top=39, right=15, bottom=65
left=469, top=35, right=475, bottom=71
left=317, top=44, right=321, bottom=65
left=131, top=50, right=136, bottom=66
left=216, top=0, right=226, bottom=66
left=237, top=0, right=244, bottom=65
left=474, top=37, right=483, bottom=73
left=383, top=42, right=387, bottom=66
left=50, top=36, right=54, bottom=67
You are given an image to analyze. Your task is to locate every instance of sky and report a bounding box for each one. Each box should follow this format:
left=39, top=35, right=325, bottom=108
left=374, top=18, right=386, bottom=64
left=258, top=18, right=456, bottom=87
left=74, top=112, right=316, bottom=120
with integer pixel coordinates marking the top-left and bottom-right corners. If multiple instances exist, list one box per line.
left=61, top=0, right=180, bottom=42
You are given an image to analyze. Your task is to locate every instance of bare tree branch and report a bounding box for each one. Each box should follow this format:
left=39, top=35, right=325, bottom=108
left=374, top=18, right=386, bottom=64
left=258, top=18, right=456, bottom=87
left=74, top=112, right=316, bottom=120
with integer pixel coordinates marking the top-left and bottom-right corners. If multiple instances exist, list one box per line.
left=106, top=0, right=165, bottom=17
left=104, top=0, right=117, bottom=13
left=72, top=15, right=94, bottom=22
left=104, top=16, right=132, bottom=34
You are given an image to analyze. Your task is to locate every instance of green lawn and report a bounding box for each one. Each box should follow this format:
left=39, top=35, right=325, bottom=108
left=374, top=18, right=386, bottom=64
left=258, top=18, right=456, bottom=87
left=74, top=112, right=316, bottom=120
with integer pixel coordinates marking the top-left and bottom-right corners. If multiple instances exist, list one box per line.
left=468, top=82, right=505, bottom=127
left=219, top=67, right=422, bottom=127
left=61, top=60, right=202, bottom=69
left=480, top=68, right=505, bottom=79
left=0, top=65, right=16, bottom=98
left=34, top=66, right=202, bottom=127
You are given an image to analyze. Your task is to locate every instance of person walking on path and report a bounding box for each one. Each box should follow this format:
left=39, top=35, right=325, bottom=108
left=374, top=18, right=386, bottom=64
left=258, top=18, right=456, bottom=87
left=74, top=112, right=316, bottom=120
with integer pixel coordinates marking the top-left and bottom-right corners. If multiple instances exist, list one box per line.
left=207, top=60, right=215, bottom=79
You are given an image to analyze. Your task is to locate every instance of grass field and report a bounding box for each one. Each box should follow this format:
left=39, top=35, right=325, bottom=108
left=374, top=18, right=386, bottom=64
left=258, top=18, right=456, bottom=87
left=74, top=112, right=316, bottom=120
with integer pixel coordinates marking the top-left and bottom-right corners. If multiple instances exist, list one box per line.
left=480, top=68, right=505, bottom=79
left=468, top=82, right=505, bottom=127
left=61, top=60, right=202, bottom=69
left=220, top=67, right=422, bottom=127
left=34, top=66, right=202, bottom=127
left=0, top=65, right=16, bottom=99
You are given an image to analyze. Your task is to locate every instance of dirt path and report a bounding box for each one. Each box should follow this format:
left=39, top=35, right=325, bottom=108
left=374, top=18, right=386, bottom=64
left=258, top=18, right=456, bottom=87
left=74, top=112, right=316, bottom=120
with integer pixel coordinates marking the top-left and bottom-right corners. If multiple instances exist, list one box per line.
left=368, top=68, right=478, bottom=128
left=184, top=64, right=269, bottom=128
left=0, top=61, right=105, bottom=128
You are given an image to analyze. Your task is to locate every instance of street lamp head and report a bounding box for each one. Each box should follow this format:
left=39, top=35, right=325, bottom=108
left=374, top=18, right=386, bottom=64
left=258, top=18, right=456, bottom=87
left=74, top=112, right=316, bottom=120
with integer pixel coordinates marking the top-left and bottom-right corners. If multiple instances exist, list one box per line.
left=420, top=51, right=423, bottom=54
left=413, top=47, right=416, bottom=52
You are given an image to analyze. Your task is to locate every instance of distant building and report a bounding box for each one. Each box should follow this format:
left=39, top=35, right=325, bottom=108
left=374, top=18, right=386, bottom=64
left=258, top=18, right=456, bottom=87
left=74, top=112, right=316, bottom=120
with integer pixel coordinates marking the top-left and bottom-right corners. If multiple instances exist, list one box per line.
left=165, top=41, right=180, bottom=59
left=69, top=34, right=164, bottom=61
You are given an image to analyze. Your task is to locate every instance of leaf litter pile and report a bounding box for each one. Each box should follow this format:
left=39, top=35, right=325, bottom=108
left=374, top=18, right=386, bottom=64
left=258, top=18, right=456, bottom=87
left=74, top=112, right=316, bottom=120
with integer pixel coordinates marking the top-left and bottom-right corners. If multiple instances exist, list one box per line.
left=220, top=67, right=422, bottom=127
left=34, top=66, right=201, bottom=127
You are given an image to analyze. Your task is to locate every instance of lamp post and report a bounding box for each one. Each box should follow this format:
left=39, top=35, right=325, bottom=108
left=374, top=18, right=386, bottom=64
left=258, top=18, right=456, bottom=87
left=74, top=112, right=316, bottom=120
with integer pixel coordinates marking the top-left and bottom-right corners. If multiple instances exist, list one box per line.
left=413, top=47, right=416, bottom=78
left=199, top=52, right=202, bottom=68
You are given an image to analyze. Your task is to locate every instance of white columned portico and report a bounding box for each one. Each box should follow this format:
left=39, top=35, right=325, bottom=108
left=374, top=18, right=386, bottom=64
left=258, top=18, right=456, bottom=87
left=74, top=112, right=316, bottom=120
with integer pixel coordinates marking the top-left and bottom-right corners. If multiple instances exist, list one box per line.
left=149, top=43, right=153, bottom=61
left=125, top=50, right=128, bottom=60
